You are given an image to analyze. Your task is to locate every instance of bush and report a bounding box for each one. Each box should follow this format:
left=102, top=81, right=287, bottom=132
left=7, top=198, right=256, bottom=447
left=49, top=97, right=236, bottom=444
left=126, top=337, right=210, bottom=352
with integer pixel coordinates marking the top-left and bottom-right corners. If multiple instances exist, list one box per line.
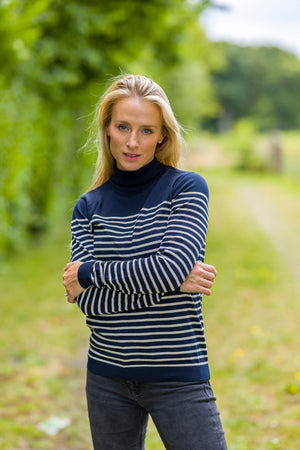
left=224, top=119, right=268, bottom=171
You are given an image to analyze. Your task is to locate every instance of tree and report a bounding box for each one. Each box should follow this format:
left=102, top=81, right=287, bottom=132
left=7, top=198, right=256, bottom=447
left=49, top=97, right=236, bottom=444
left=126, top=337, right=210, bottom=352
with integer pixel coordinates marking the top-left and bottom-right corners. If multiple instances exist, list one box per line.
left=0, top=0, right=218, bottom=255
left=206, top=43, right=300, bottom=131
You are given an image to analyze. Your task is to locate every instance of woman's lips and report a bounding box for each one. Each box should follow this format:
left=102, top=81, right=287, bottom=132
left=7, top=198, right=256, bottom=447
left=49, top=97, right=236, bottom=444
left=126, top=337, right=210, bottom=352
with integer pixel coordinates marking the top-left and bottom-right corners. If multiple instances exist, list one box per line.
left=124, top=153, right=140, bottom=161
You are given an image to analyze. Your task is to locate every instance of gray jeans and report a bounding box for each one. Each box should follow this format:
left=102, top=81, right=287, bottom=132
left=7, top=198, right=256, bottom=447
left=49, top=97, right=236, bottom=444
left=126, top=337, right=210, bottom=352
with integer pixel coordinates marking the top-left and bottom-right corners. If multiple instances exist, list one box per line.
left=86, top=370, right=228, bottom=450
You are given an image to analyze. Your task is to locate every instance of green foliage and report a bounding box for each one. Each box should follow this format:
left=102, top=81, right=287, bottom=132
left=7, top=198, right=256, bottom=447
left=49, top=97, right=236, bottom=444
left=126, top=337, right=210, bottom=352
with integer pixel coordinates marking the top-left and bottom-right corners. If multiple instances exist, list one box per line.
left=126, top=16, right=221, bottom=128
left=1, top=0, right=212, bottom=99
left=0, top=79, right=88, bottom=255
left=3, top=0, right=300, bottom=254
left=0, top=0, right=217, bottom=255
left=224, top=118, right=268, bottom=171
left=161, top=20, right=221, bottom=128
left=209, top=43, right=300, bottom=131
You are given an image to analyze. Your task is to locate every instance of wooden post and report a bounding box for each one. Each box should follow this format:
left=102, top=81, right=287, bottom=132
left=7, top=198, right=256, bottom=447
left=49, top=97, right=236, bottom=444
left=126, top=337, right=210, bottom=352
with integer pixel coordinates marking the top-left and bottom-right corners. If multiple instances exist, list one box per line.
left=270, top=129, right=283, bottom=173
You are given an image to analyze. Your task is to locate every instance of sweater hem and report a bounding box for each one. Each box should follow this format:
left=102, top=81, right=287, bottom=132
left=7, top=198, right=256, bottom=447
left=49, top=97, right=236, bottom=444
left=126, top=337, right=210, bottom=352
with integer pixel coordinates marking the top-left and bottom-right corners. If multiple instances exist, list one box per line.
left=87, top=357, right=210, bottom=382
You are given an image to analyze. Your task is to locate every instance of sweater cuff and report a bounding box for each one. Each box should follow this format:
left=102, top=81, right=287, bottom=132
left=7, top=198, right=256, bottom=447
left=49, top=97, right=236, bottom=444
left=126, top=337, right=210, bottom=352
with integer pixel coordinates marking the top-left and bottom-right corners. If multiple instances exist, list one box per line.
left=78, top=261, right=95, bottom=289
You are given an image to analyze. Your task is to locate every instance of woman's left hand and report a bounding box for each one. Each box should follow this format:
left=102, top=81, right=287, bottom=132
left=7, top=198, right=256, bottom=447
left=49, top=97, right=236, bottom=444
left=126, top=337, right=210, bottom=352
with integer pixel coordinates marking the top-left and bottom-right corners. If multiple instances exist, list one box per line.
left=180, top=261, right=217, bottom=295
left=63, top=261, right=84, bottom=303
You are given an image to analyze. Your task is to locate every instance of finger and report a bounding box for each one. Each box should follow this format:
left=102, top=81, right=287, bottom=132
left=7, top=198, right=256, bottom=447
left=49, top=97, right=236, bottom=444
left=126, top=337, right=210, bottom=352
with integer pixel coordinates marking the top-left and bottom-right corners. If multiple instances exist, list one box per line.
left=197, top=267, right=216, bottom=282
left=198, top=278, right=214, bottom=289
left=196, top=262, right=214, bottom=273
left=203, top=288, right=212, bottom=296
left=201, top=263, right=217, bottom=276
left=197, top=284, right=212, bottom=296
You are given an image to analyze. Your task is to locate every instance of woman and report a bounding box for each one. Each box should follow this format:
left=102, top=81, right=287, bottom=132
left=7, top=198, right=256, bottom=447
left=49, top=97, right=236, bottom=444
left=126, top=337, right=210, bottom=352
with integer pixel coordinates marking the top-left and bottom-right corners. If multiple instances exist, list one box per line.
left=63, top=74, right=227, bottom=449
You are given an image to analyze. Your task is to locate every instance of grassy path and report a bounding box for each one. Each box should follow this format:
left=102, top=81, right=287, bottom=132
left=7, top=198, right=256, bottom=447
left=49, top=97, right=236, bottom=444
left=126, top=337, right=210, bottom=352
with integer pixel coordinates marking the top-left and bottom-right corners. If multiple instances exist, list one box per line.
left=204, top=170, right=300, bottom=449
left=1, top=170, right=300, bottom=449
left=239, top=178, right=300, bottom=291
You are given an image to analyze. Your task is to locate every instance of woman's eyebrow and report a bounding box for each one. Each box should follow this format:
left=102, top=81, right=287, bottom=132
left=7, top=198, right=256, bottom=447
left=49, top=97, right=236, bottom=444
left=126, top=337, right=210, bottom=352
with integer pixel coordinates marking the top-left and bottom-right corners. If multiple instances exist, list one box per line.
left=114, top=119, right=158, bottom=128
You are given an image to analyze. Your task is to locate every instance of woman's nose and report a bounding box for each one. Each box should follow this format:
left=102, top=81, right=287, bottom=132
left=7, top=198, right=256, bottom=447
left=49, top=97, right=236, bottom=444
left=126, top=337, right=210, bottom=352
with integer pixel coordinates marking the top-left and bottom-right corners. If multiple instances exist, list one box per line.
left=127, top=132, right=139, bottom=148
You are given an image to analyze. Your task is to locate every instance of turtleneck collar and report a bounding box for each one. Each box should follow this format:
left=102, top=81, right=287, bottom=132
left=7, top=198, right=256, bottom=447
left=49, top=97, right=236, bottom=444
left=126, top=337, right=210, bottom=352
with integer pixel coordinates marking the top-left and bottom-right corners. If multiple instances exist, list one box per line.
left=110, top=158, right=164, bottom=187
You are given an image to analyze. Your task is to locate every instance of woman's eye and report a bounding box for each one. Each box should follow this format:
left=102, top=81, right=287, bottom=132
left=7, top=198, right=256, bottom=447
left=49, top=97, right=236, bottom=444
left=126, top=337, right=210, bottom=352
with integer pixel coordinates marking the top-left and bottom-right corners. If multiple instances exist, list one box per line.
left=143, top=128, right=153, bottom=135
left=118, top=125, right=127, bottom=131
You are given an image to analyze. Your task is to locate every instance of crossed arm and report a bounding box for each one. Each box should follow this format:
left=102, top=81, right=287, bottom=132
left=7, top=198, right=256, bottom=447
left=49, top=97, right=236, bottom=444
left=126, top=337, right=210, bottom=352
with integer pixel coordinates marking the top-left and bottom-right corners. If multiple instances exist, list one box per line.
left=64, top=175, right=217, bottom=308
left=63, top=260, right=217, bottom=304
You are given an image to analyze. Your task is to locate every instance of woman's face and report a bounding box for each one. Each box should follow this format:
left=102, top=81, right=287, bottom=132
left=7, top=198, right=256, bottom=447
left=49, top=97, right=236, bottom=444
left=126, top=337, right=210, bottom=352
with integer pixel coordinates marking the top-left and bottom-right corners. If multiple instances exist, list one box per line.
left=107, top=96, right=165, bottom=171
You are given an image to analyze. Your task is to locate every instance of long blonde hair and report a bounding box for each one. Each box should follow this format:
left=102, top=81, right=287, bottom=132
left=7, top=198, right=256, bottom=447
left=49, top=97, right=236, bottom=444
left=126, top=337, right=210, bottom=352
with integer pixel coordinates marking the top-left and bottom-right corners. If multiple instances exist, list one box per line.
left=89, top=74, right=182, bottom=189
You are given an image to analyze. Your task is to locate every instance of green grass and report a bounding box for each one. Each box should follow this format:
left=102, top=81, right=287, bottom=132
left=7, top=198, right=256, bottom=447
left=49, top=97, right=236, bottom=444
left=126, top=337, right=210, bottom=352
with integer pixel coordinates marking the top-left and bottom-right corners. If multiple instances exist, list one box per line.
left=1, top=169, right=300, bottom=449
left=0, top=224, right=91, bottom=449
left=204, top=170, right=300, bottom=449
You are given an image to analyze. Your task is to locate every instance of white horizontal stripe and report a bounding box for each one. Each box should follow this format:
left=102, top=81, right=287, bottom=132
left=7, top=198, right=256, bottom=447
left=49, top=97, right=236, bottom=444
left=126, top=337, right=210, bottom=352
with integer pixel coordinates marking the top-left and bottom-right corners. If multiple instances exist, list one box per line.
left=89, top=321, right=204, bottom=331
left=92, top=238, right=162, bottom=253
left=174, top=191, right=208, bottom=200
left=95, top=329, right=204, bottom=337
left=85, top=303, right=202, bottom=321
left=88, top=354, right=208, bottom=368
left=90, top=336, right=205, bottom=344
left=94, top=231, right=164, bottom=244
left=87, top=314, right=201, bottom=325
left=92, top=225, right=167, bottom=237
left=92, top=219, right=169, bottom=233
left=90, top=344, right=205, bottom=357
left=90, top=336, right=205, bottom=350
left=91, top=208, right=170, bottom=224
left=89, top=351, right=207, bottom=363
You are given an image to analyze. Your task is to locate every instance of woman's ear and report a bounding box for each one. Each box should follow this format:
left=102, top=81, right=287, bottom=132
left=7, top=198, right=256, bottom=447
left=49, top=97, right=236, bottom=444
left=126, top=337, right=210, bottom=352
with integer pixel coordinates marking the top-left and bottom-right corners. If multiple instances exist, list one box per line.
left=158, top=133, right=165, bottom=144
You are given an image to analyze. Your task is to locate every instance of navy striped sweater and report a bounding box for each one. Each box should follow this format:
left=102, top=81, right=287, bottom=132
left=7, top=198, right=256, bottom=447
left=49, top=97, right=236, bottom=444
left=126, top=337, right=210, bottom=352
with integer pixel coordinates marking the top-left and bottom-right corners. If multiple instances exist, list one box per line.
left=71, top=158, right=211, bottom=381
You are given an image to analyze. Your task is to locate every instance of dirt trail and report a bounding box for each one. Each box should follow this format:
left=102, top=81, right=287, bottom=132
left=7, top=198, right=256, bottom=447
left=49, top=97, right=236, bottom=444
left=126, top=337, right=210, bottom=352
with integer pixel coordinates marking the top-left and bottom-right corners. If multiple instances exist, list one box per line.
left=239, top=182, right=300, bottom=293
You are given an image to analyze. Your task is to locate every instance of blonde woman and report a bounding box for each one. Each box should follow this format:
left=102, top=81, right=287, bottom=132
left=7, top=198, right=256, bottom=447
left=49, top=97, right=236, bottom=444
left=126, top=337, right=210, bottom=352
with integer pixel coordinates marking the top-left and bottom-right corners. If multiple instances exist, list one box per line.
left=63, top=75, right=227, bottom=449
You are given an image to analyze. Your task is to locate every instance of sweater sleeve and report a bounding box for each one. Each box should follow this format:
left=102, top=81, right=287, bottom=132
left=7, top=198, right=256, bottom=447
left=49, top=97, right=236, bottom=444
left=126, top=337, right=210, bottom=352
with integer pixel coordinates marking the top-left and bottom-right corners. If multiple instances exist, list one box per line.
left=71, top=197, right=94, bottom=266
left=77, top=173, right=209, bottom=307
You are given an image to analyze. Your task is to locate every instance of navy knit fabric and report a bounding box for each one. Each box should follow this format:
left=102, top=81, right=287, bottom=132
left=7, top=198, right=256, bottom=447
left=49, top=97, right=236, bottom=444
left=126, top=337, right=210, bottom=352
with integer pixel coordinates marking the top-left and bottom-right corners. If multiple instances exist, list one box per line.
left=71, top=158, right=211, bottom=381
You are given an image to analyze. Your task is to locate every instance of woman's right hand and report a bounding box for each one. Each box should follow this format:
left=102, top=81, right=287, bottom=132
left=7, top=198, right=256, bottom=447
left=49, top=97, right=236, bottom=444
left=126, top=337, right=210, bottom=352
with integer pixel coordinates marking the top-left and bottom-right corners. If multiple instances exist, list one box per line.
left=63, top=261, right=84, bottom=303
left=180, top=262, right=217, bottom=295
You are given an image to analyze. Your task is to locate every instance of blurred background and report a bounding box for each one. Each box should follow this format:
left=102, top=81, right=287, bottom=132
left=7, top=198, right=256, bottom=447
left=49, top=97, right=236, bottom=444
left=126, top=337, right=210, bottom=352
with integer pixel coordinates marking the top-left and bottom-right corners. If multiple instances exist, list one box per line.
left=1, top=1, right=299, bottom=448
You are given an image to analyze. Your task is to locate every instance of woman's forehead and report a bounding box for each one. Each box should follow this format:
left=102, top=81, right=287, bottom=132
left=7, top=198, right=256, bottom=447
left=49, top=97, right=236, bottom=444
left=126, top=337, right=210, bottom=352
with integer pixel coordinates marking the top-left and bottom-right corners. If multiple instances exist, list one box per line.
left=111, top=97, right=162, bottom=126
